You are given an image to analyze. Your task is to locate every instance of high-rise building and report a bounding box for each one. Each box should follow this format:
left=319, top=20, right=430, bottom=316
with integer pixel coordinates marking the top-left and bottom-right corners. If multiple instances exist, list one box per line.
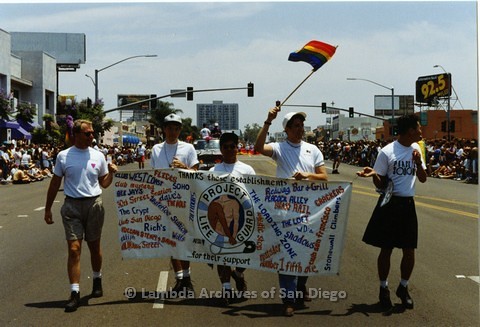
left=197, top=100, right=238, bottom=130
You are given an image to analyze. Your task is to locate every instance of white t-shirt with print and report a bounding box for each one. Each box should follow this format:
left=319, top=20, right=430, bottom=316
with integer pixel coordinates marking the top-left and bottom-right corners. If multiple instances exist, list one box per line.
left=54, top=146, right=109, bottom=198
left=373, top=141, right=427, bottom=197
left=270, top=141, right=324, bottom=179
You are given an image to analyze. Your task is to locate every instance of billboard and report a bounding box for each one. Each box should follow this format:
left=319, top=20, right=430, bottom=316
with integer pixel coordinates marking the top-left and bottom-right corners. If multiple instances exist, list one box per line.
left=117, top=94, right=152, bottom=110
left=374, top=95, right=414, bottom=116
left=415, top=73, right=451, bottom=104
left=117, top=94, right=156, bottom=122
left=11, top=32, right=86, bottom=67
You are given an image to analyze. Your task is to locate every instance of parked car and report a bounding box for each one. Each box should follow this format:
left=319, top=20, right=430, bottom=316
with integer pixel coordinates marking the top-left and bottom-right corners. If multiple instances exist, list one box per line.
left=197, top=138, right=222, bottom=170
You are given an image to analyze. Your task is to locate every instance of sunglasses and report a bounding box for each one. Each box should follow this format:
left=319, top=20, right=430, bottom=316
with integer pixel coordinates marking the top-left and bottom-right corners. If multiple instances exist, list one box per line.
left=83, top=132, right=94, bottom=137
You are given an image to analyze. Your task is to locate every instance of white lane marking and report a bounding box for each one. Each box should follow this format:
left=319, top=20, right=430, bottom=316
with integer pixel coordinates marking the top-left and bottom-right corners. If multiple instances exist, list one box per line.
left=153, top=271, right=169, bottom=309
left=17, top=215, right=29, bottom=217
left=456, top=275, right=480, bottom=284
left=468, top=276, right=480, bottom=284
left=34, top=207, right=45, bottom=211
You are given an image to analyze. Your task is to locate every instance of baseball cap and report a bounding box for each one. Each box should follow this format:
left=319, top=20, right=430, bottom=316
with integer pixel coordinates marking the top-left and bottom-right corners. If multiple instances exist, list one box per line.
left=282, top=112, right=306, bottom=130
left=164, top=113, right=182, bottom=125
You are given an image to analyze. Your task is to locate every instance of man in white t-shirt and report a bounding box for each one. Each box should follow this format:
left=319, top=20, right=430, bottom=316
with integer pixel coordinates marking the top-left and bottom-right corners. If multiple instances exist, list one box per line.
left=200, top=123, right=211, bottom=140
left=150, top=114, right=199, bottom=297
left=136, top=142, right=146, bottom=169
left=44, top=119, right=118, bottom=313
left=209, top=132, right=255, bottom=306
left=255, top=107, right=328, bottom=317
left=357, top=114, right=427, bottom=311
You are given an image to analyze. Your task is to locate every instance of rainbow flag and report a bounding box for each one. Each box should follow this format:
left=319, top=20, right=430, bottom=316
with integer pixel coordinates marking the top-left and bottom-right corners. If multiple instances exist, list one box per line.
left=288, top=40, right=337, bottom=71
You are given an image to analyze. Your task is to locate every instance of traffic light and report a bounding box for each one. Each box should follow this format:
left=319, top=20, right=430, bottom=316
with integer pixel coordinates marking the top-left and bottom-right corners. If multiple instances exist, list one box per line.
left=349, top=107, right=354, bottom=118
left=450, top=120, right=455, bottom=133
left=247, top=82, right=254, bottom=97
left=393, top=126, right=398, bottom=136
left=87, top=97, right=92, bottom=108
left=441, top=120, right=446, bottom=132
left=187, top=87, right=194, bottom=101
left=321, top=102, right=327, bottom=113
left=150, top=94, right=157, bottom=109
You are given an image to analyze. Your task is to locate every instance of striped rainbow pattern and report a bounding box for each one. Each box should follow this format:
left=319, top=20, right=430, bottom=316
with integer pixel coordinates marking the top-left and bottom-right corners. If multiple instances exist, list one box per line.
left=288, top=40, right=337, bottom=71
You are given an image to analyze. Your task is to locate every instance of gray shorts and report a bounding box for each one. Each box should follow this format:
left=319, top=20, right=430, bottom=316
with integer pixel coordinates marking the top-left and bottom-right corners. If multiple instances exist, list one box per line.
left=61, top=196, right=105, bottom=242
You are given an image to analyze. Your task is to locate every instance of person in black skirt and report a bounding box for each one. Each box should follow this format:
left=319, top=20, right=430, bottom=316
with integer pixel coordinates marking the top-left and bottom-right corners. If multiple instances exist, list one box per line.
left=357, top=114, right=427, bottom=310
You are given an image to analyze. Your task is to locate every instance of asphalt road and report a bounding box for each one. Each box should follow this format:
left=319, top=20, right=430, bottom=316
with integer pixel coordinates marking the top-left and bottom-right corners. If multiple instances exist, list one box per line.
left=0, top=156, right=478, bottom=326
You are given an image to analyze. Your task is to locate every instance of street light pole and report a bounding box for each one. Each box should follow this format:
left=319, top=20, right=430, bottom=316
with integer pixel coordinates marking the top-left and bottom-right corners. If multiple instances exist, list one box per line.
left=94, top=54, right=157, bottom=103
left=433, top=65, right=452, bottom=140
left=347, top=77, right=395, bottom=136
left=85, top=74, right=95, bottom=86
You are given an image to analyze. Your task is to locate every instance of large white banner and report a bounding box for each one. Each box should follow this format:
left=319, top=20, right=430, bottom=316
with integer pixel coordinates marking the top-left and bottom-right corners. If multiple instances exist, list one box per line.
left=114, top=169, right=352, bottom=276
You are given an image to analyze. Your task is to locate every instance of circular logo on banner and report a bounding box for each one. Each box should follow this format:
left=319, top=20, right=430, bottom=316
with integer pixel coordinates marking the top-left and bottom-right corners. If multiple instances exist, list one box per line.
left=197, top=182, right=256, bottom=254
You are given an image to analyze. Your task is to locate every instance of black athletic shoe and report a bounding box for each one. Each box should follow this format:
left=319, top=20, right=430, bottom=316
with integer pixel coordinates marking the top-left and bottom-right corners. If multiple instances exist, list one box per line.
left=182, top=277, right=193, bottom=293
left=379, top=286, right=393, bottom=309
left=220, top=288, right=233, bottom=307
left=231, top=272, right=247, bottom=292
left=169, top=278, right=184, bottom=297
left=396, top=284, right=414, bottom=309
left=92, top=277, right=103, bottom=298
left=65, top=291, right=80, bottom=313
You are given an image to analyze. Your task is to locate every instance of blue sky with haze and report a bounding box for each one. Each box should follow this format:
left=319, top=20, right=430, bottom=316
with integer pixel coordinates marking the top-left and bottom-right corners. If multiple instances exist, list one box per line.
left=1, top=1, right=477, bottom=132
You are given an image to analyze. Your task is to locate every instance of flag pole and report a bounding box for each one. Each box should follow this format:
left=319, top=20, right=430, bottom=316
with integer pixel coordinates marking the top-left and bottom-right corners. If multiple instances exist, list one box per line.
left=279, top=69, right=316, bottom=107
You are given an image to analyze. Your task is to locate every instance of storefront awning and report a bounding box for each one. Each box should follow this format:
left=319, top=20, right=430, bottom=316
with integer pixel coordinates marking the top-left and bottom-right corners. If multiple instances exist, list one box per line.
left=11, top=126, right=32, bottom=140
left=0, top=119, right=20, bottom=129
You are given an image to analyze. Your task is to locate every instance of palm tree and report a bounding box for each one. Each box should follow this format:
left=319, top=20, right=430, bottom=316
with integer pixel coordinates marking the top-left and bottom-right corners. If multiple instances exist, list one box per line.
left=149, top=100, right=183, bottom=127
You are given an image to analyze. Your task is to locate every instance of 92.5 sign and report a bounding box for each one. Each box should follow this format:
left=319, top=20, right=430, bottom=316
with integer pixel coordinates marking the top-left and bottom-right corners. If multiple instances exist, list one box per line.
left=415, top=73, right=452, bottom=104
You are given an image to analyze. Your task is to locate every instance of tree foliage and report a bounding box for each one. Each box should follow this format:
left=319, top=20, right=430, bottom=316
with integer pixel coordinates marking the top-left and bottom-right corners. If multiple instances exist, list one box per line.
left=242, top=123, right=262, bottom=144
left=149, top=100, right=200, bottom=141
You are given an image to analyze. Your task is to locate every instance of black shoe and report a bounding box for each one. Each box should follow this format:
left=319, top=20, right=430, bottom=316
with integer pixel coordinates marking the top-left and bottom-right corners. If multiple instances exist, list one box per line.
left=379, top=286, right=393, bottom=309
left=396, top=284, right=414, bottom=309
left=92, top=277, right=103, bottom=298
left=169, top=278, right=184, bottom=298
left=231, top=272, right=247, bottom=292
left=220, top=288, right=233, bottom=307
left=65, top=291, right=80, bottom=312
left=181, top=276, right=194, bottom=293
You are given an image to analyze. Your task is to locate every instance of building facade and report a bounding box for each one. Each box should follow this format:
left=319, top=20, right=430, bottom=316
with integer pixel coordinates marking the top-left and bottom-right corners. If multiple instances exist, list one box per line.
left=196, top=100, right=239, bottom=131
left=0, top=29, right=85, bottom=142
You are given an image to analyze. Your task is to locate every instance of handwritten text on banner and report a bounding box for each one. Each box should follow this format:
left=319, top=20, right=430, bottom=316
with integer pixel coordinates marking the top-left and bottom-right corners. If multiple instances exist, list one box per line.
left=114, top=169, right=352, bottom=276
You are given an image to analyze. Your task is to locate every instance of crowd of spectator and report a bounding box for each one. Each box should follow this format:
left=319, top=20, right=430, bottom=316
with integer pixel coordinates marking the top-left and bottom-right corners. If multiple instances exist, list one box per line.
left=1, top=137, right=477, bottom=186
left=318, top=137, right=478, bottom=184
left=0, top=140, right=146, bottom=185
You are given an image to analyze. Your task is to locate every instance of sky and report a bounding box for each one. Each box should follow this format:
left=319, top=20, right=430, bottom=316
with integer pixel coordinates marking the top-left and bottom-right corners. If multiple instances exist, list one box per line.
left=0, top=1, right=478, bottom=134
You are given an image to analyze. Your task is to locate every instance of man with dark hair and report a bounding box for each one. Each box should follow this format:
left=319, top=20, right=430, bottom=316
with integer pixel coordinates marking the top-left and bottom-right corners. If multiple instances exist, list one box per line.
left=209, top=132, right=255, bottom=306
left=255, top=106, right=328, bottom=317
left=150, top=113, right=199, bottom=296
left=357, top=114, right=427, bottom=310
left=44, top=119, right=118, bottom=312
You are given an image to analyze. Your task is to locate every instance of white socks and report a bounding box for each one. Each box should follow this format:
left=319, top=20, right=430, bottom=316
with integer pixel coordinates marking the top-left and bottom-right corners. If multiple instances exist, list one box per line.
left=400, top=279, right=409, bottom=287
left=71, top=283, right=80, bottom=293
left=93, top=271, right=102, bottom=279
